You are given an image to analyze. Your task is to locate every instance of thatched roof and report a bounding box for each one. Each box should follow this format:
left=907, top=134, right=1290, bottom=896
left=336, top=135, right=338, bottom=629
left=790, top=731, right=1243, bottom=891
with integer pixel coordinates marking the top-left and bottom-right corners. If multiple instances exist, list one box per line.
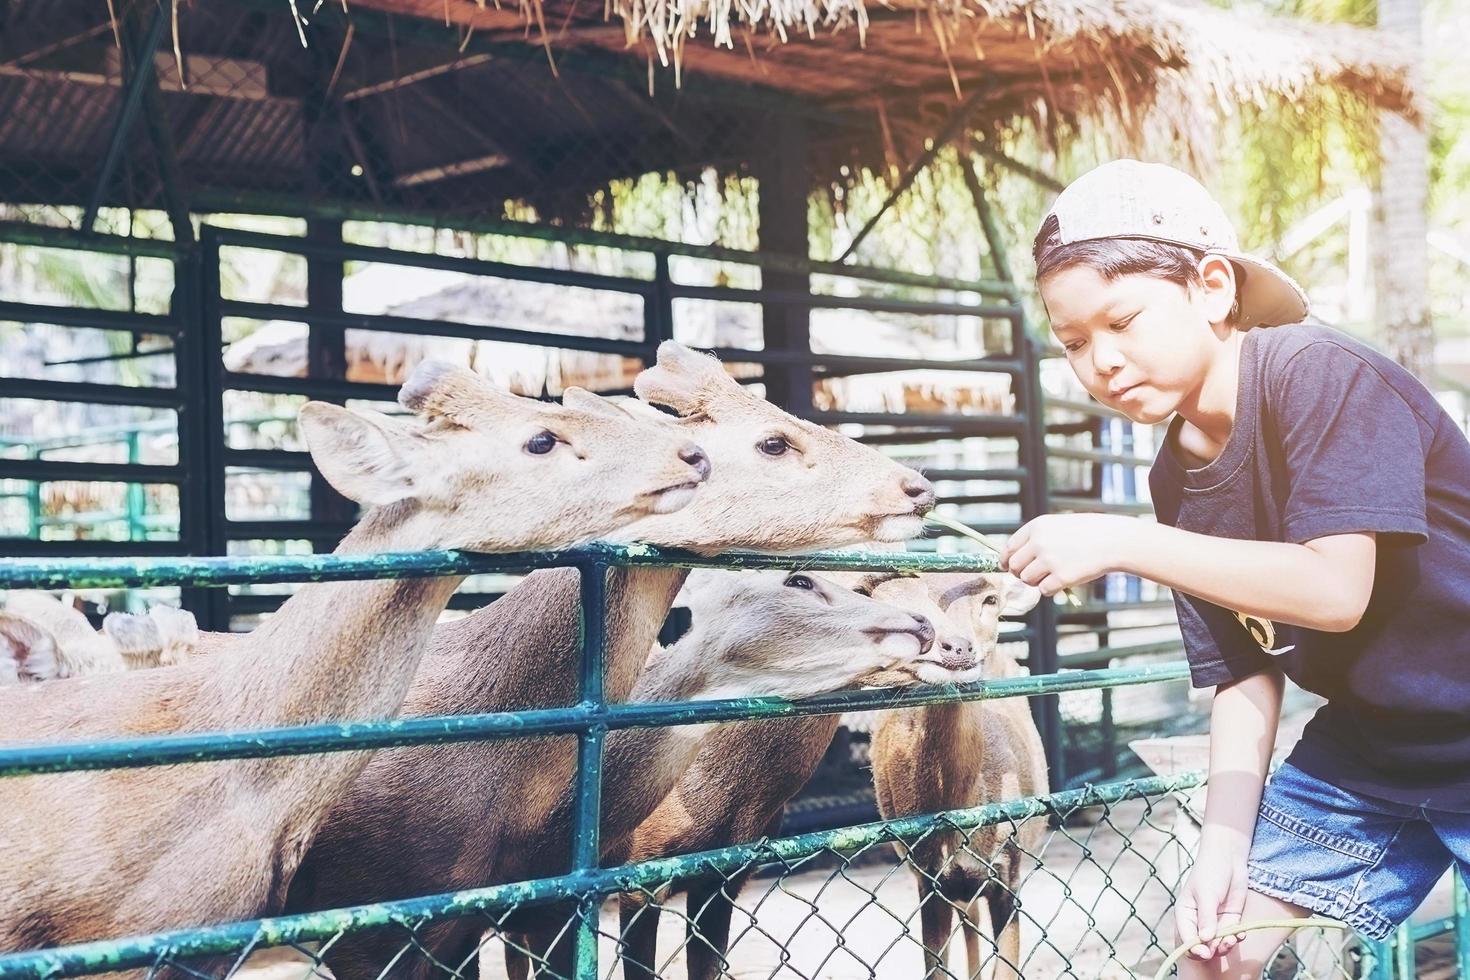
left=350, top=0, right=1420, bottom=160
left=0, top=0, right=1417, bottom=226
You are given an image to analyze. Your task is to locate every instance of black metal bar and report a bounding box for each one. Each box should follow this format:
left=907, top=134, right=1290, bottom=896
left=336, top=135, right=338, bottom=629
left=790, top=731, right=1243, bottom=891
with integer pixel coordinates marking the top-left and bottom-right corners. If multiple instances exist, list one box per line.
left=225, top=520, right=356, bottom=540
left=1048, top=446, right=1154, bottom=467
left=0, top=300, right=178, bottom=337
left=702, top=348, right=1026, bottom=377
left=211, top=227, right=657, bottom=297
left=222, top=371, right=399, bottom=402
left=43, top=347, right=175, bottom=368
left=192, top=196, right=1019, bottom=300
left=807, top=410, right=1026, bottom=433
left=0, top=459, right=183, bottom=484
left=0, top=539, right=185, bottom=558
left=0, top=378, right=183, bottom=408
left=0, top=222, right=182, bottom=259
left=922, top=467, right=1028, bottom=482
left=81, top=6, right=167, bottom=233
left=217, top=300, right=652, bottom=358
left=647, top=253, right=673, bottom=354
left=222, top=448, right=313, bottom=471
left=756, top=112, right=814, bottom=418
left=670, top=284, right=1014, bottom=319
left=195, top=229, right=230, bottom=629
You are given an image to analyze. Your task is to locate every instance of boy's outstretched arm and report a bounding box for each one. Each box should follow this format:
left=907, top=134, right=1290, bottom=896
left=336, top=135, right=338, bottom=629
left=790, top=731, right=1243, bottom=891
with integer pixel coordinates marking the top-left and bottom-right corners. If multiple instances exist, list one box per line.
left=1177, top=667, right=1285, bottom=960
left=1002, top=514, right=1376, bottom=634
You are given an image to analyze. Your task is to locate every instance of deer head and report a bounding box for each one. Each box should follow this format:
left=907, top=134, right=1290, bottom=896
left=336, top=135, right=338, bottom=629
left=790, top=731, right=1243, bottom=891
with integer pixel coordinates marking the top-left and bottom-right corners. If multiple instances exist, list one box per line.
left=299, top=361, right=711, bottom=552
left=654, top=569, right=939, bottom=700
left=842, top=571, right=1040, bottom=683
left=620, top=342, right=934, bottom=553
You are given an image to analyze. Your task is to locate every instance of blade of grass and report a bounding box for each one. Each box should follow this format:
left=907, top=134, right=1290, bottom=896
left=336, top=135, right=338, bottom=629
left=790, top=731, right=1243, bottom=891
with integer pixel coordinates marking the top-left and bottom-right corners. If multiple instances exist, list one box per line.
left=924, top=513, right=1084, bottom=607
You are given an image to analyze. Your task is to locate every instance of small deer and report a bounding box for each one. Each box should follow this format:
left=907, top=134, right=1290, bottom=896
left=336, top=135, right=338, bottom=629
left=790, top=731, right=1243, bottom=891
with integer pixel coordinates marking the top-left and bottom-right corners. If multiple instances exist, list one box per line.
left=0, top=593, right=199, bottom=682
left=0, top=363, right=709, bottom=955
left=278, top=342, right=936, bottom=980
left=610, top=568, right=986, bottom=980
left=506, top=567, right=940, bottom=977
left=868, top=572, right=1045, bottom=980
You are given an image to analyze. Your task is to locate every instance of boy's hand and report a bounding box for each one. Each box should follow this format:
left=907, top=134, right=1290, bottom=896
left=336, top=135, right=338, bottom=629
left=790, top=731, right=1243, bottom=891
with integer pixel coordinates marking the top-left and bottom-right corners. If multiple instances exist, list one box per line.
left=1176, top=842, right=1250, bottom=960
left=1002, top=514, right=1137, bottom=594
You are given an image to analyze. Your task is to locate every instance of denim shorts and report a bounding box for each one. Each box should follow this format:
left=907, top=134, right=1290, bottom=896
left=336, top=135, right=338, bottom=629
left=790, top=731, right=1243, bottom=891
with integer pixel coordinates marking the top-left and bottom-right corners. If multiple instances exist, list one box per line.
left=1246, top=763, right=1470, bottom=940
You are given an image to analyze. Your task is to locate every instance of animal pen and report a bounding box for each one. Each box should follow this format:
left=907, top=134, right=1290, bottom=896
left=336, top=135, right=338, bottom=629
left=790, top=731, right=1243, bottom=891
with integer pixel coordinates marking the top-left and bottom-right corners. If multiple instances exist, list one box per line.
left=0, top=0, right=1456, bottom=977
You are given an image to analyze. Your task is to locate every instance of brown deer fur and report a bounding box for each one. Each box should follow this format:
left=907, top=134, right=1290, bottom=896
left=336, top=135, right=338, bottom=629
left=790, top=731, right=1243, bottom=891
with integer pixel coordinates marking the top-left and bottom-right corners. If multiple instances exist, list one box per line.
left=0, top=364, right=708, bottom=953
left=277, top=342, right=936, bottom=980
left=868, top=573, right=1046, bottom=980
left=611, top=570, right=986, bottom=980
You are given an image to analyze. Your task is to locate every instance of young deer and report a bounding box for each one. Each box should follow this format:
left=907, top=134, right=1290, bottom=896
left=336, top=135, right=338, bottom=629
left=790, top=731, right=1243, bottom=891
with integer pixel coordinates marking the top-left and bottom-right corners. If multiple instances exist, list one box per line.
left=0, top=363, right=709, bottom=953
left=277, top=342, right=936, bottom=980
left=868, top=572, right=1045, bottom=980
left=612, top=569, right=982, bottom=980
left=504, top=567, right=940, bottom=978
left=0, top=592, right=200, bottom=683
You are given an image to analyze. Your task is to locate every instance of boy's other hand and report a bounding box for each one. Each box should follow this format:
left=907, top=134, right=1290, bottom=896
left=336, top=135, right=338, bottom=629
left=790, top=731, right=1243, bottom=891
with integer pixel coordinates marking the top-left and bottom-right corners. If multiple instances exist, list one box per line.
left=1002, top=514, right=1136, bottom=594
left=1176, top=845, right=1250, bottom=960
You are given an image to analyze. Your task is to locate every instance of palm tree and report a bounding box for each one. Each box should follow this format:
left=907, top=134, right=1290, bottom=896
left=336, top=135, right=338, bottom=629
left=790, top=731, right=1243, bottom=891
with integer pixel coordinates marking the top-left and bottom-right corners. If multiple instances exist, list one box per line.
left=1374, top=0, right=1434, bottom=378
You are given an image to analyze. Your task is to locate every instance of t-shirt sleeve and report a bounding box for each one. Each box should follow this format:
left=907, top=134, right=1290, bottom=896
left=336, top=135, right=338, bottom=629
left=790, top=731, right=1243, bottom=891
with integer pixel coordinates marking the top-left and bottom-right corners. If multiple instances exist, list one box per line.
left=1270, top=343, right=1429, bottom=545
left=1174, top=592, right=1277, bottom=688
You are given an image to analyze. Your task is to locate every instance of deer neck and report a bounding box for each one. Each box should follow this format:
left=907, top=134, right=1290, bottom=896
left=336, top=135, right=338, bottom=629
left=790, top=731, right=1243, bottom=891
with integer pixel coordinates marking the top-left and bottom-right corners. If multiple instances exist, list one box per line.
left=237, top=500, right=464, bottom=724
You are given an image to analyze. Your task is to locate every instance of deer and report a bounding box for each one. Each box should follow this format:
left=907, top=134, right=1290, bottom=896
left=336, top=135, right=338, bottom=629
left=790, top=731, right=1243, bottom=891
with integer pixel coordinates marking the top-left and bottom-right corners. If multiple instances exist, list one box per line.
left=610, top=568, right=988, bottom=980
left=0, top=361, right=711, bottom=956
left=867, top=571, right=1046, bottom=980
left=0, top=592, right=201, bottom=682
left=274, top=341, right=937, bottom=980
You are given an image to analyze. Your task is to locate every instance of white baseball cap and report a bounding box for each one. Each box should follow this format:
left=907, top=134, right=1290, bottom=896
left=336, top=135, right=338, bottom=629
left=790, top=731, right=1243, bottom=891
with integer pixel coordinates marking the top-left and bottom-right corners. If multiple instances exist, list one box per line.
left=1044, top=160, right=1309, bottom=328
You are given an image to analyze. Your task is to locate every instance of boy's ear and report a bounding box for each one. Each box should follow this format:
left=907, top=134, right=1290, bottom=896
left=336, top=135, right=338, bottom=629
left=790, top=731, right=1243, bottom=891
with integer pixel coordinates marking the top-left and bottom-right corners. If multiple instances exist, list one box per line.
left=1197, top=255, right=1239, bottom=328
left=299, top=403, right=418, bottom=507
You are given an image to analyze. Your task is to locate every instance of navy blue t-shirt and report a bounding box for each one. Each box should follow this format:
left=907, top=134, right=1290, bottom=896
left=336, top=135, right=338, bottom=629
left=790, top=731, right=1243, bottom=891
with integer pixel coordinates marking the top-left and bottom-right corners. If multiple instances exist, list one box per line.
left=1149, top=323, right=1470, bottom=808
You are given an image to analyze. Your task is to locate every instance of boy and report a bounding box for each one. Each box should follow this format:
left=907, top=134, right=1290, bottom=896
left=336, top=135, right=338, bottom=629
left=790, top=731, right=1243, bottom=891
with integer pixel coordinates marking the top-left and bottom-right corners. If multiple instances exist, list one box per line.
left=1001, top=159, right=1470, bottom=977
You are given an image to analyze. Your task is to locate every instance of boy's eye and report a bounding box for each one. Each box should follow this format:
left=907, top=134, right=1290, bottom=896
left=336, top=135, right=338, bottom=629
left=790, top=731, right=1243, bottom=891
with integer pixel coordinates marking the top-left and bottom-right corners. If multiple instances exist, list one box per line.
left=1109, top=313, right=1138, bottom=331
left=1064, top=341, right=1086, bottom=354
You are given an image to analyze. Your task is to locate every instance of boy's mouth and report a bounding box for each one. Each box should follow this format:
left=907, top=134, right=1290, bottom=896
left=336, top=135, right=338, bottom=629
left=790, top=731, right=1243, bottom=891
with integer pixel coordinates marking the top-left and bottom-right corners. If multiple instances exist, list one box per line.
left=1108, top=382, right=1142, bottom=399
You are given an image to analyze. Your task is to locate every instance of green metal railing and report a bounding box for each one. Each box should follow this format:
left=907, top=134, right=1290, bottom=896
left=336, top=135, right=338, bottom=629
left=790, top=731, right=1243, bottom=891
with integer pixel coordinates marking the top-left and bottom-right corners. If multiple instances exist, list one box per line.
left=2, top=544, right=1458, bottom=979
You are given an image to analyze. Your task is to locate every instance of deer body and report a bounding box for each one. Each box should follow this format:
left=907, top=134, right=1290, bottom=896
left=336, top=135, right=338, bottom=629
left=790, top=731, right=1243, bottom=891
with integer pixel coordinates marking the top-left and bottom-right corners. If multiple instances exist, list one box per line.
left=0, top=365, right=708, bottom=952
left=279, top=343, right=936, bottom=980
left=869, top=574, right=1046, bottom=980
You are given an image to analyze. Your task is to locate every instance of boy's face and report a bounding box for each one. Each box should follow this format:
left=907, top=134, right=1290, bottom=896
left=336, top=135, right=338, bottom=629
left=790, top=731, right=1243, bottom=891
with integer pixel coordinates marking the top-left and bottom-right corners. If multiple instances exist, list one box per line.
left=1040, top=263, right=1227, bottom=425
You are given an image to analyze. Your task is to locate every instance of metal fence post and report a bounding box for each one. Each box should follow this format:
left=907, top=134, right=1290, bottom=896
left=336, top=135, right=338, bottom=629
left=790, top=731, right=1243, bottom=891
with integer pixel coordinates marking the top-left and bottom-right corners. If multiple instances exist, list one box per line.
left=1018, top=327, right=1064, bottom=788
left=573, top=559, right=610, bottom=978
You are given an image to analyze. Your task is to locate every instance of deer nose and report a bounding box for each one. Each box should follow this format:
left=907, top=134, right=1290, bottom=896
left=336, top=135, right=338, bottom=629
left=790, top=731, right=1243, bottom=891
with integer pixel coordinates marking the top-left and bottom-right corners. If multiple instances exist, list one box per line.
left=901, top=474, right=936, bottom=514
left=679, top=444, right=711, bottom=482
left=911, top=614, right=935, bottom=653
left=940, top=636, right=976, bottom=668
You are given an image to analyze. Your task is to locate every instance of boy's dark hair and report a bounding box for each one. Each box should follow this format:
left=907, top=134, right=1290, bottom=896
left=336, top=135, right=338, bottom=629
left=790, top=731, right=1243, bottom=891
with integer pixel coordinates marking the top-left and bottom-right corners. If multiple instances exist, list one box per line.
left=1032, top=212, right=1241, bottom=323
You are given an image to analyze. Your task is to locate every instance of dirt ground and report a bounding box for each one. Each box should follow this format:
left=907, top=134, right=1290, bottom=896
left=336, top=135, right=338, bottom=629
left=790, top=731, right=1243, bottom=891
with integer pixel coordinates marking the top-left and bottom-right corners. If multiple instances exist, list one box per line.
left=470, top=794, right=1456, bottom=980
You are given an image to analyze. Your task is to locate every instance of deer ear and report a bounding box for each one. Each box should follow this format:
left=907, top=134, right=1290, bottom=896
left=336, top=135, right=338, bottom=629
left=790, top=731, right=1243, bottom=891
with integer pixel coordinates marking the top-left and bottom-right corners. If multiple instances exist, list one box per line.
left=0, top=612, right=61, bottom=682
left=633, top=342, right=739, bottom=416
left=1000, top=576, right=1042, bottom=616
left=299, top=402, right=419, bottom=507
left=103, top=612, right=163, bottom=662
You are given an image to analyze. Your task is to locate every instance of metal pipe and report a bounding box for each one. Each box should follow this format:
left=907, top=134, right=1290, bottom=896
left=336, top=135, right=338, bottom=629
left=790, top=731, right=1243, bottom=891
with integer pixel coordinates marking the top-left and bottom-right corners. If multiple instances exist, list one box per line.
left=81, top=6, right=167, bottom=233
left=0, top=663, right=1191, bottom=778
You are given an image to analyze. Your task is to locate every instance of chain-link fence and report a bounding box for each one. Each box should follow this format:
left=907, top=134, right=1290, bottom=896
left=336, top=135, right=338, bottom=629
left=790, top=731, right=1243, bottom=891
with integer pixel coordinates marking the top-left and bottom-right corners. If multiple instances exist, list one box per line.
left=1, top=546, right=1460, bottom=980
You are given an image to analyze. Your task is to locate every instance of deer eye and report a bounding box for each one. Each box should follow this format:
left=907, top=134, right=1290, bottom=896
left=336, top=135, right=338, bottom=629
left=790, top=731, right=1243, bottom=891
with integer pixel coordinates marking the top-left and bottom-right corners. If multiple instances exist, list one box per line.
left=759, top=435, right=792, bottom=457
left=982, top=594, right=1001, bottom=607
left=785, top=574, right=816, bottom=591
left=852, top=585, right=873, bottom=597
left=525, top=431, right=558, bottom=455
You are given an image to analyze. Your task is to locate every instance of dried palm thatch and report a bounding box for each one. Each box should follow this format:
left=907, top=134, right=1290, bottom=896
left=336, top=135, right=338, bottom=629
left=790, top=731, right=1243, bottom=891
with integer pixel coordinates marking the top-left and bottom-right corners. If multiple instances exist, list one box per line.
left=353, top=0, right=1419, bottom=169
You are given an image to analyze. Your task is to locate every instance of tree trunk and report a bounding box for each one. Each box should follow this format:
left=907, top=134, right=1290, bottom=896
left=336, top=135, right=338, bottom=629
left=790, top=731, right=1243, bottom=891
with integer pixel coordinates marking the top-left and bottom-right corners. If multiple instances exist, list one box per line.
left=1373, top=0, right=1434, bottom=379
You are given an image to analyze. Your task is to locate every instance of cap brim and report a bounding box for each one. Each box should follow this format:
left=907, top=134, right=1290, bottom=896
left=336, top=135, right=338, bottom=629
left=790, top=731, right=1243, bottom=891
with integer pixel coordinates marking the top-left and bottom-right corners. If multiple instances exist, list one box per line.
left=1228, top=253, right=1310, bottom=328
